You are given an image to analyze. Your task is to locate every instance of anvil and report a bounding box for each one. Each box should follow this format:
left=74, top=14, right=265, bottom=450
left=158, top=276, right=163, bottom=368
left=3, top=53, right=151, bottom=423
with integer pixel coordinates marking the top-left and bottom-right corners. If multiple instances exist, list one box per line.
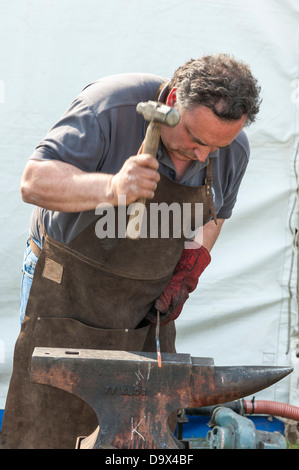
left=30, top=347, right=292, bottom=449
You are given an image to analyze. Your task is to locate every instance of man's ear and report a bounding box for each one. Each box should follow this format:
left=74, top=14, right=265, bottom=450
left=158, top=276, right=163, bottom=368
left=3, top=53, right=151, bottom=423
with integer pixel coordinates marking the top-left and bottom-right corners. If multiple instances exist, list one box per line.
left=166, top=87, right=177, bottom=106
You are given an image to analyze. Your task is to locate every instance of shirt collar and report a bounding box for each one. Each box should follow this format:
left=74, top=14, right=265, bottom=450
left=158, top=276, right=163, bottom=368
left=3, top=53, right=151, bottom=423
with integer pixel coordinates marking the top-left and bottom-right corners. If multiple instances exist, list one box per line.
left=157, top=82, right=170, bottom=103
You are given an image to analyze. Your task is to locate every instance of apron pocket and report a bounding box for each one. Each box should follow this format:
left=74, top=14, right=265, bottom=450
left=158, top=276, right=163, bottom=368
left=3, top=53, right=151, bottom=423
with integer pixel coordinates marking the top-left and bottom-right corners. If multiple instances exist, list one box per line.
left=32, top=316, right=151, bottom=352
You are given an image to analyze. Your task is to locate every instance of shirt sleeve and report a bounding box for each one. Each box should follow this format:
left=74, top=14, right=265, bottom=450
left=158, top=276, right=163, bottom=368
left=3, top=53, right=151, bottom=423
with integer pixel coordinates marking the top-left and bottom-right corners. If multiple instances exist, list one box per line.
left=216, top=131, right=250, bottom=219
left=29, top=97, right=106, bottom=172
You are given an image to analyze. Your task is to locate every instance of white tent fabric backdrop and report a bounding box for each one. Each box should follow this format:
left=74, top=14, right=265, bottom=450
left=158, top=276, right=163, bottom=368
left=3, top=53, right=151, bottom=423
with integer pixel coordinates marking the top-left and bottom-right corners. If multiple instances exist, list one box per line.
left=0, top=0, right=299, bottom=412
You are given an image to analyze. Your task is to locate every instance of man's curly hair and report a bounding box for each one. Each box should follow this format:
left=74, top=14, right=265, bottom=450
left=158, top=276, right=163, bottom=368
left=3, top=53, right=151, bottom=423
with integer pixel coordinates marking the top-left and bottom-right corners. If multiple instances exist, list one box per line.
left=168, top=54, right=262, bottom=127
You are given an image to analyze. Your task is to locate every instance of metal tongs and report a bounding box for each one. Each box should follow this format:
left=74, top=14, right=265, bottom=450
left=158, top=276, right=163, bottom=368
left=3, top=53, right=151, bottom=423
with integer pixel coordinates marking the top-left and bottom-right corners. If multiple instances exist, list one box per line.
left=156, top=310, right=162, bottom=368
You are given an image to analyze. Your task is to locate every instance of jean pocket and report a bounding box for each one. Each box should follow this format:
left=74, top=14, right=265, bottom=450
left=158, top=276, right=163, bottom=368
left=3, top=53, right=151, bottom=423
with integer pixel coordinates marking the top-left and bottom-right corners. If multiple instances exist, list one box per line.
left=22, top=244, right=38, bottom=279
left=20, top=244, right=39, bottom=324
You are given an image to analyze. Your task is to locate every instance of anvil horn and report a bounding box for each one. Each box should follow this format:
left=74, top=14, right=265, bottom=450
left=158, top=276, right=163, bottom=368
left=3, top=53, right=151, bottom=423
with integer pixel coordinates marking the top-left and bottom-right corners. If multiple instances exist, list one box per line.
left=191, top=363, right=293, bottom=408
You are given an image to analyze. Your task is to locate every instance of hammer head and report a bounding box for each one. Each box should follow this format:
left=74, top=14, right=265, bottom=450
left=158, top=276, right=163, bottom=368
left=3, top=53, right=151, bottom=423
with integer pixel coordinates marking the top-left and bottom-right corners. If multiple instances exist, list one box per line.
left=137, top=100, right=180, bottom=127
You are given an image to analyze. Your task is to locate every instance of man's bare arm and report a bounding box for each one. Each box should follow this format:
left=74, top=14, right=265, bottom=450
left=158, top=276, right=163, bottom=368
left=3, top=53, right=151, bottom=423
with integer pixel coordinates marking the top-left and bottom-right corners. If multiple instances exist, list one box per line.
left=185, top=218, right=225, bottom=252
left=202, top=218, right=225, bottom=251
left=20, top=156, right=160, bottom=212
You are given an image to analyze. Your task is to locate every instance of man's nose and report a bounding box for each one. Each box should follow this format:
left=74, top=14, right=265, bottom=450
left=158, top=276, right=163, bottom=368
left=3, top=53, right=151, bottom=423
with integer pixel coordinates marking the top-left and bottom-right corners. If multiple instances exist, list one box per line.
left=193, top=147, right=211, bottom=162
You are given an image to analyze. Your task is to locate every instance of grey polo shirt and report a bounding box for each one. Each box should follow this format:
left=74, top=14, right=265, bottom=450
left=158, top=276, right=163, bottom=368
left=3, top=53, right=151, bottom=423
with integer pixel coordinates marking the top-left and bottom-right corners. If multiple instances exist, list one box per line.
left=28, top=73, right=250, bottom=245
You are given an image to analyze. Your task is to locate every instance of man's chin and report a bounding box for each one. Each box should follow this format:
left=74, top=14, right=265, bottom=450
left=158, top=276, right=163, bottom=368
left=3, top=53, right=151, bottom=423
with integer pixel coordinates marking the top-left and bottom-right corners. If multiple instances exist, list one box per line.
left=170, top=150, right=194, bottom=161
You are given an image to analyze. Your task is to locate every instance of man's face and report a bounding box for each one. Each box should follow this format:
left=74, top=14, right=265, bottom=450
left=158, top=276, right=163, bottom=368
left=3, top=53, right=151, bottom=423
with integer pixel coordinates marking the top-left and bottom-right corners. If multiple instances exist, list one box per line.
left=160, top=88, right=247, bottom=165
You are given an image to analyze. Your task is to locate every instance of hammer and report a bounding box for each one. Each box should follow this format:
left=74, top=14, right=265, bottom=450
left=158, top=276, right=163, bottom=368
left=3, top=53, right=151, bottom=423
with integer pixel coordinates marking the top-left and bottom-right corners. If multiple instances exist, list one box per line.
left=31, top=347, right=293, bottom=449
left=126, top=101, right=180, bottom=240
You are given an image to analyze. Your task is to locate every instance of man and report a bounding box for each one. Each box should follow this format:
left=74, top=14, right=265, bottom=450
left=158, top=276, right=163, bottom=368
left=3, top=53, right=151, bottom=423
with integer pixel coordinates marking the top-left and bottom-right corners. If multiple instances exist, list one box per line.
left=1, top=54, right=261, bottom=448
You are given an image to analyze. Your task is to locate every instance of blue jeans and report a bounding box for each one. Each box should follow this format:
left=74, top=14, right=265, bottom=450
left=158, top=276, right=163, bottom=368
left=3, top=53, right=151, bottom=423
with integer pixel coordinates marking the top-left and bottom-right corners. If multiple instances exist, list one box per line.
left=20, top=239, right=41, bottom=325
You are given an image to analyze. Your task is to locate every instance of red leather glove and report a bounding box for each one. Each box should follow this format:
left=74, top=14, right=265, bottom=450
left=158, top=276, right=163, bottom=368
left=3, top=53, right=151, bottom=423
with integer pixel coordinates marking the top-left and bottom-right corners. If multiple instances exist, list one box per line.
left=147, top=246, right=211, bottom=326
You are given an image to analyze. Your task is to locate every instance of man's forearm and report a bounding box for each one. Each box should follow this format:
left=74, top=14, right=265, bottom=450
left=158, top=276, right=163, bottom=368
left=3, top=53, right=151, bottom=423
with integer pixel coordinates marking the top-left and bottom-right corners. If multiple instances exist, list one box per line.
left=20, top=153, right=160, bottom=212
left=185, top=218, right=225, bottom=252
left=20, top=159, right=115, bottom=212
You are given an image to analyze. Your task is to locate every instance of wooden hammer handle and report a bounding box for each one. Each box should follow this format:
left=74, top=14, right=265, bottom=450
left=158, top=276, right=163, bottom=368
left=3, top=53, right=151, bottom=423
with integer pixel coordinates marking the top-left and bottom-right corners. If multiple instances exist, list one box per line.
left=126, top=121, right=161, bottom=239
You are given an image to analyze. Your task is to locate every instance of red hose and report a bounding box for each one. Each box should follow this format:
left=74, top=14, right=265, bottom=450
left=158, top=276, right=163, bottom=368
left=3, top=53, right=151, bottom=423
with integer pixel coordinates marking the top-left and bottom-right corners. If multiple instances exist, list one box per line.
left=244, top=400, right=299, bottom=421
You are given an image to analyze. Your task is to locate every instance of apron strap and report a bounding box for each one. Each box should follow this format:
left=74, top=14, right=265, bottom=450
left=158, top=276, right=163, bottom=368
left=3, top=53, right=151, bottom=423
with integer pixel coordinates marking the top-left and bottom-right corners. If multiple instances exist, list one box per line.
left=36, top=206, right=47, bottom=239
left=205, top=159, right=217, bottom=225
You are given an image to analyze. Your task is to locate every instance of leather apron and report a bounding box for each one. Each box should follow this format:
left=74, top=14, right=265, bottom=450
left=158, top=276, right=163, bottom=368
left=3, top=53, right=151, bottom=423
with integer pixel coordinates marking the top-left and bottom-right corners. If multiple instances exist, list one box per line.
left=0, top=161, right=216, bottom=449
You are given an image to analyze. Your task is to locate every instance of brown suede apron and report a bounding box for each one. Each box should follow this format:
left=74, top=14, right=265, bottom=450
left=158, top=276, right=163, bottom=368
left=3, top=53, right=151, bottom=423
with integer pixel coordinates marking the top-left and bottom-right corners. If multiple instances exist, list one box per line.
left=0, top=162, right=216, bottom=449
